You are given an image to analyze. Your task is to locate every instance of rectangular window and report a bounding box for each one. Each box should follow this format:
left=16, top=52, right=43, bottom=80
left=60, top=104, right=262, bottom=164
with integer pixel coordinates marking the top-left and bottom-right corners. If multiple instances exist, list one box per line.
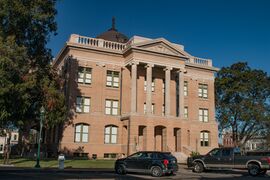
left=144, top=103, right=154, bottom=114
left=106, top=71, right=119, bottom=88
left=76, top=97, right=90, bottom=113
left=144, top=77, right=155, bottom=92
left=199, top=108, right=209, bottom=122
left=105, top=99, right=119, bottom=115
left=104, top=153, right=117, bottom=158
left=78, top=67, right=92, bottom=84
left=184, top=107, right=188, bottom=118
left=184, top=81, right=188, bottom=96
left=200, top=132, right=209, bottom=146
left=198, top=84, right=208, bottom=98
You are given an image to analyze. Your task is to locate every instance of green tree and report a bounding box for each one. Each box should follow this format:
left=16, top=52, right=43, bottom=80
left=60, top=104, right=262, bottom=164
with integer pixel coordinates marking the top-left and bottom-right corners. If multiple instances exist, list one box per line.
left=215, top=62, right=270, bottom=148
left=0, top=0, right=66, bottom=159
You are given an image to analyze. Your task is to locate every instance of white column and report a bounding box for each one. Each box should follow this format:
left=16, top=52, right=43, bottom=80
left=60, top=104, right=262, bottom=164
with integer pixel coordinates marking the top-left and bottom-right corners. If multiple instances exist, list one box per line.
left=145, top=63, right=154, bottom=115
left=131, top=62, right=139, bottom=114
left=164, top=67, right=172, bottom=116
left=178, top=69, right=185, bottom=118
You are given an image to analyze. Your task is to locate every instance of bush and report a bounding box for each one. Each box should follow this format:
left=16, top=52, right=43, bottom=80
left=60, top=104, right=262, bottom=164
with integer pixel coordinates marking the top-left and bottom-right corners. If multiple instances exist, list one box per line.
left=190, top=151, right=200, bottom=157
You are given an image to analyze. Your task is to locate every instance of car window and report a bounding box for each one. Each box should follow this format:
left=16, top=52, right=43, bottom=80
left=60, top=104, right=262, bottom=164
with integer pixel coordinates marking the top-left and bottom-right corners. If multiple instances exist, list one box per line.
left=208, top=149, right=221, bottom=157
left=222, top=149, right=231, bottom=157
left=128, top=152, right=143, bottom=159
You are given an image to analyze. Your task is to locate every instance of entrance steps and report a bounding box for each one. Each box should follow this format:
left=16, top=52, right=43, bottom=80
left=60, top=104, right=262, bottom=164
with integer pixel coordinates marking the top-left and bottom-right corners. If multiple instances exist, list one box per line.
left=171, top=152, right=189, bottom=164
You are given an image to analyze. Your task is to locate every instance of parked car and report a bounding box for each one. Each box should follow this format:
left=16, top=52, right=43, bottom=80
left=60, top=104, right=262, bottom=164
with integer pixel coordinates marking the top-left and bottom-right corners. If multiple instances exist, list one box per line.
left=187, top=147, right=270, bottom=176
left=115, top=151, right=178, bottom=177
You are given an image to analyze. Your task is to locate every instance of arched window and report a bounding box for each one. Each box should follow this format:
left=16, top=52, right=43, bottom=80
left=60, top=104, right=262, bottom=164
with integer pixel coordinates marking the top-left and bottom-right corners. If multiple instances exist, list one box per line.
left=200, top=131, right=210, bottom=147
left=75, top=123, right=89, bottom=143
left=104, top=125, right=118, bottom=144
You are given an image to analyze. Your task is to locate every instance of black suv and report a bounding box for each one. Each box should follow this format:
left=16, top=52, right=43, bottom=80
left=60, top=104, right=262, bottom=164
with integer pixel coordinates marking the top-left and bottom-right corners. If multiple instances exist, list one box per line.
left=115, top=151, right=178, bottom=177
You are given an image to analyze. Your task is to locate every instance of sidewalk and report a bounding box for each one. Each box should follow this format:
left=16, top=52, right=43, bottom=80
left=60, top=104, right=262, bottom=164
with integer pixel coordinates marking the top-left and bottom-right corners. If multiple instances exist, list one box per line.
left=0, top=165, right=114, bottom=173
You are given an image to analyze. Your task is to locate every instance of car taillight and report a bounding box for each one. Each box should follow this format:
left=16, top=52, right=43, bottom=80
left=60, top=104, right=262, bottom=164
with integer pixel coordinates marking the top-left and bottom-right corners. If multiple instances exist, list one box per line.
left=163, top=159, right=169, bottom=167
left=261, top=157, right=270, bottom=164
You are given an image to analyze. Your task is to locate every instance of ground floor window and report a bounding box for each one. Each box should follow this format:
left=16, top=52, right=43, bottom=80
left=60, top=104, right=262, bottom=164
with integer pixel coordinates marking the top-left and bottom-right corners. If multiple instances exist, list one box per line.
left=200, top=131, right=210, bottom=146
left=104, top=125, right=118, bottom=144
left=75, top=123, right=89, bottom=143
left=104, top=153, right=117, bottom=158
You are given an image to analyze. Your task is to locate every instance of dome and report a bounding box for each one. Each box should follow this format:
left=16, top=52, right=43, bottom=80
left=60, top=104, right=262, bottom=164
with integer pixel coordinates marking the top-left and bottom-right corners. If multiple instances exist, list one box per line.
left=96, top=17, right=129, bottom=43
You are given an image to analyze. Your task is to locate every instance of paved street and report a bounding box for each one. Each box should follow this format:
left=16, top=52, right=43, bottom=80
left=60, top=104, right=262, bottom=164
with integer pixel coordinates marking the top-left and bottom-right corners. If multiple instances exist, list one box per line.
left=0, top=165, right=269, bottom=179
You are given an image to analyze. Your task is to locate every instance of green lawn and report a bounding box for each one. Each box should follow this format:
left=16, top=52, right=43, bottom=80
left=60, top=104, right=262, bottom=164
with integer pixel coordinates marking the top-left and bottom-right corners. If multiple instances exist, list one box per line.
left=0, top=158, right=115, bottom=168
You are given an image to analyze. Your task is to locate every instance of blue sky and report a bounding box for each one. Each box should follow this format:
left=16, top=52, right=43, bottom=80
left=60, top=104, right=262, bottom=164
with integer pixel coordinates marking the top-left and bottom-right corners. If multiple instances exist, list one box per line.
left=47, top=0, right=270, bottom=73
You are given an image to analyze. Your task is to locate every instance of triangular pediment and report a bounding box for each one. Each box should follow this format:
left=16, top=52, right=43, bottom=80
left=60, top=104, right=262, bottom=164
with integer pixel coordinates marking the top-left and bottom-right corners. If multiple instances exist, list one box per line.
left=131, top=38, right=190, bottom=58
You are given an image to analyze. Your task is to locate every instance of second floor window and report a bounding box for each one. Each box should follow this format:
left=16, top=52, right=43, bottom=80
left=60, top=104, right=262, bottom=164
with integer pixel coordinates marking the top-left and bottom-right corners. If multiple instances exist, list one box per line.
left=78, top=67, right=92, bottom=84
left=184, top=81, right=188, bottom=96
left=199, top=108, right=209, bottom=122
left=106, top=71, right=119, bottom=88
left=198, top=84, right=208, bottom=98
left=105, top=99, right=119, bottom=115
left=76, top=96, right=90, bottom=113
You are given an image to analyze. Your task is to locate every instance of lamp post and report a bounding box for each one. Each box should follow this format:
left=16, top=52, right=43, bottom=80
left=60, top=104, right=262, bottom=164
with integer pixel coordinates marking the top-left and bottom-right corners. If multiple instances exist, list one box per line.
left=35, top=106, right=45, bottom=168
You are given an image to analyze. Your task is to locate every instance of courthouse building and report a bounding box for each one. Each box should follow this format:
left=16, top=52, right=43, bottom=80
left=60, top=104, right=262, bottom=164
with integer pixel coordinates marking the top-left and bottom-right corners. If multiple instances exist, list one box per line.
left=53, top=20, right=219, bottom=159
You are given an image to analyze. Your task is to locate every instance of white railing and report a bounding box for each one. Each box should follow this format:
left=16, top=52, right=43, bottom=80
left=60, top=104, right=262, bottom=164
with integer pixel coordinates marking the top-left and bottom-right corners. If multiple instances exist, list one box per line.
left=188, top=56, right=212, bottom=67
left=69, top=34, right=126, bottom=52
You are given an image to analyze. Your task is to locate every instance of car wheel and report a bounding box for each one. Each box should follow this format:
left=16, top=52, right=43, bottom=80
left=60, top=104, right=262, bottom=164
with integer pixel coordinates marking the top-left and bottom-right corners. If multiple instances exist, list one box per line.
left=260, top=169, right=267, bottom=175
left=115, top=164, right=126, bottom=175
left=151, top=166, right=163, bottom=177
left=193, top=162, right=204, bottom=173
left=248, top=163, right=260, bottom=176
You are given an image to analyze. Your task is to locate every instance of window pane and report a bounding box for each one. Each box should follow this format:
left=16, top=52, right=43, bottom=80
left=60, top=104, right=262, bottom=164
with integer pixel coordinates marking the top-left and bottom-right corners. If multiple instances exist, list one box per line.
left=78, top=78, right=84, bottom=83
left=114, top=77, right=119, bottom=82
left=83, top=125, right=88, bottom=133
left=84, top=106, right=90, bottom=113
left=113, top=82, right=119, bottom=87
left=199, top=109, right=203, bottom=115
left=112, top=108, right=118, bottom=115
left=204, top=133, right=209, bottom=138
left=200, top=133, right=203, bottom=138
left=105, top=127, right=110, bottom=134
left=76, top=97, right=82, bottom=104
left=76, top=125, right=81, bottom=133
left=75, top=133, right=81, bottom=142
left=106, top=81, right=112, bottom=86
left=111, top=127, right=117, bottom=134
left=86, top=73, right=91, bottom=78
left=113, top=101, right=118, bottom=108
left=82, top=133, right=88, bottom=142
left=85, top=79, right=91, bottom=84
left=111, top=135, right=117, bottom=143
left=106, top=100, right=111, bottom=107
left=105, top=134, right=110, bottom=143
left=76, top=105, right=82, bottom=112
left=204, top=110, right=208, bottom=115
left=84, top=98, right=90, bottom=105
left=105, top=108, right=111, bottom=115
left=204, top=116, right=209, bottom=122
left=107, top=76, right=112, bottom=81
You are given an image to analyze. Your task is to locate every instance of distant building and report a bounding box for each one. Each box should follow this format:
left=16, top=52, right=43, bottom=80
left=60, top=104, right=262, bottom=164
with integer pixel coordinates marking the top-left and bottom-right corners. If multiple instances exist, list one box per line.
left=52, top=18, right=219, bottom=159
left=0, top=130, right=19, bottom=154
left=222, top=132, right=234, bottom=147
left=245, top=137, right=267, bottom=151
